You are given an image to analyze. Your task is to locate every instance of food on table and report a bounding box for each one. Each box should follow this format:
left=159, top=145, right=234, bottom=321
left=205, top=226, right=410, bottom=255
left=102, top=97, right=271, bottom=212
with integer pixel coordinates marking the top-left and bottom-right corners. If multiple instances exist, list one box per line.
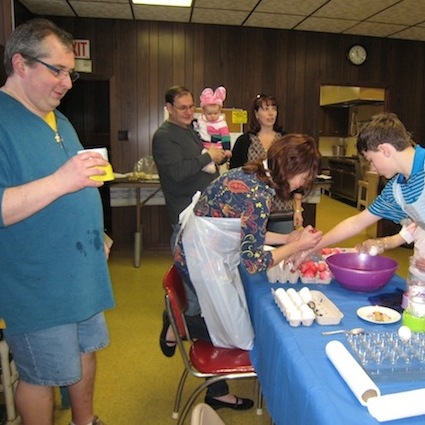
left=371, top=310, right=391, bottom=322
left=299, top=260, right=332, bottom=281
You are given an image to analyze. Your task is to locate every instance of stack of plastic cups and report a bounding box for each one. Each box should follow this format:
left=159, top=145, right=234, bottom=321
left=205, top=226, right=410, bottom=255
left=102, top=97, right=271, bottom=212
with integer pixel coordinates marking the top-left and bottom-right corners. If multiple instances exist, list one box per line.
left=402, top=257, right=425, bottom=332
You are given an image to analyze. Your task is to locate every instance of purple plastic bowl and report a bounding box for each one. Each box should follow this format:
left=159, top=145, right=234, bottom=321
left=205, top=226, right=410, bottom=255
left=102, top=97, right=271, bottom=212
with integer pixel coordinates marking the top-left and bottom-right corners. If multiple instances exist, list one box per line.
left=325, top=253, right=398, bottom=293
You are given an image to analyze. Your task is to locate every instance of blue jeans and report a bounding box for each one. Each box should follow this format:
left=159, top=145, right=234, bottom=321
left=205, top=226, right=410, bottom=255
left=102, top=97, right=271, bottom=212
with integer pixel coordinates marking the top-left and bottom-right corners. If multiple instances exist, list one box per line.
left=5, top=312, right=109, bottom=386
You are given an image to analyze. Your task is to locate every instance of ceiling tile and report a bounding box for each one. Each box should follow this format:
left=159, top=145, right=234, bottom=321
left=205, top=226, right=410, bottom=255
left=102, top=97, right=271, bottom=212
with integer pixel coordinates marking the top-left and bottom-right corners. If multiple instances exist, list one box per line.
left=76, top=0, right=128, bottom=3
left=191, top=9, right=247, bottom=26
left=70, top=1, right=132, bottom=19
left=19, top=0, right=75, bottom=16
left=296, top=17, right=358, bottom=34
left=194, top=0, right=258, bottom=11
left=371, top=0, right=425, bottom=26
left=15, top=0, right=425, bottom=42
left=344, top=21, right=408, bottom=38
left=388, top=26, right=425, bottom=41
left=133, top=5, right=190, bottom=22
left=255, top=0, right=328, bottom=15
left=245, top=12, right=304, bottom=30
left=314, top=0, right=399, bottom=20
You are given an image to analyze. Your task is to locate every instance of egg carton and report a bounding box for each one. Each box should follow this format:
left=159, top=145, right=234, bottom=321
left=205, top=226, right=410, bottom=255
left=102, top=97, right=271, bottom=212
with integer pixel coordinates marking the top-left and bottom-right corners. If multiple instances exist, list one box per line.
left=300, top=276, right=332, bottom=285
left=298, top=257, right=333, bottom=284
left=267, top=261, right=299, bottom=284
left=272, top=287, right=344, bottom=327
left=265, top=246, right=354, bottom=285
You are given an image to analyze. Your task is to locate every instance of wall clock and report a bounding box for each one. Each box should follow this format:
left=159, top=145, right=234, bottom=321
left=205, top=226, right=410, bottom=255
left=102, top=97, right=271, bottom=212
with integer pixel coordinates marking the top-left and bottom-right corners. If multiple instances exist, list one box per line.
left=347, top=45, right=367, bottom=65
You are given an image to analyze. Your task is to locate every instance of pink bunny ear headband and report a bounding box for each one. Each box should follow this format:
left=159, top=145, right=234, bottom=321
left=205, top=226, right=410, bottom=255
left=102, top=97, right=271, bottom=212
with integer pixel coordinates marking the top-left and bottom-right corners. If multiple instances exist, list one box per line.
left=200, top=86, right=227, bottom=108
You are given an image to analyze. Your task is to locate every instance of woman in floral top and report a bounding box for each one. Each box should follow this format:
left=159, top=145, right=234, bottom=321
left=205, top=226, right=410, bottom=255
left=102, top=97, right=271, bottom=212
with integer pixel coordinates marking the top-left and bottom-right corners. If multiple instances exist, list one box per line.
left=175, top=133, right=322, bottom=290
left=170, top=134, right=322, bottom=410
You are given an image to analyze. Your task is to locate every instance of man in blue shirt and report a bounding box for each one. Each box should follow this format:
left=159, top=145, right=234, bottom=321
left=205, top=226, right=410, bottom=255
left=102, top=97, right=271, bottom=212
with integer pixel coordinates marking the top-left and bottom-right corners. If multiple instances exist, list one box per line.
left=316, top=113, right=424, bottom=254
left=0, top=18, right=114, bottom=425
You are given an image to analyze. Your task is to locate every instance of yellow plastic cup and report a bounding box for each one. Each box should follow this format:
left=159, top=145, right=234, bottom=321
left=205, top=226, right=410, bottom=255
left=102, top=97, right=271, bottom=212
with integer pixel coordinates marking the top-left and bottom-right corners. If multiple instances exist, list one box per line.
left=78, top=147, right=114, bottom=181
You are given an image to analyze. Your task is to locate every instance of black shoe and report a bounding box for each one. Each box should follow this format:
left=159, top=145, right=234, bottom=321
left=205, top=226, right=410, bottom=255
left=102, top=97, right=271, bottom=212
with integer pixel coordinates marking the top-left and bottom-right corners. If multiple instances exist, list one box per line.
left=159, top=310, right=176, bottom=357
left=204, top=396, right=254, bottom=411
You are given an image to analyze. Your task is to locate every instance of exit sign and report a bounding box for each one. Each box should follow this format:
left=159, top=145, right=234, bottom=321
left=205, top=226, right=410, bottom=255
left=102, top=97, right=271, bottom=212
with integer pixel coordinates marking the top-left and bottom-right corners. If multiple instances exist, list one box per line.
left=73, top=40, right=90, bottom=59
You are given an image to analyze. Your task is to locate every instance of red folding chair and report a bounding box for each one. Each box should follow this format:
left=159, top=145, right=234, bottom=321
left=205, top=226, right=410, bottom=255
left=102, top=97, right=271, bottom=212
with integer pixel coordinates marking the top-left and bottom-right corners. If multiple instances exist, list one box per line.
left=162, top=265, right=262, bottom=425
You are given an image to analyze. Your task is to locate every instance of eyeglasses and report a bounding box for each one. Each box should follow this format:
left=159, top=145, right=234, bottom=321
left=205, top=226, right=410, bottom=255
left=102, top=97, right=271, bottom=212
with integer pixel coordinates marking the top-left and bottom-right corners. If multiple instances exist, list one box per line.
left=172, top=104, right=195, bottom=112
left=23, top=55, right=80, bottom=83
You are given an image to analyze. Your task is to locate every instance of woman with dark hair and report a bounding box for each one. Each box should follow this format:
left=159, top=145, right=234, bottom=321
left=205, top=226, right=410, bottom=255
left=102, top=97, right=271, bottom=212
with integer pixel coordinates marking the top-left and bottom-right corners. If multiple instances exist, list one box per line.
left=178, top=133, right=321, bottom=274
left=230, top=94, right=304, bottom=233
left=230, top=94, right=284, bottom=168
left=169, top=134, right=322, bottom=409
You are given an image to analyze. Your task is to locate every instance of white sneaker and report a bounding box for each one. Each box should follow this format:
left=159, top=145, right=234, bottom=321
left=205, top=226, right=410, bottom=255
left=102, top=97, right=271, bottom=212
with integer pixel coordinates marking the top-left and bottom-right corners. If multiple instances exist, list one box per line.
left=69, top=417, right=104, bottom=425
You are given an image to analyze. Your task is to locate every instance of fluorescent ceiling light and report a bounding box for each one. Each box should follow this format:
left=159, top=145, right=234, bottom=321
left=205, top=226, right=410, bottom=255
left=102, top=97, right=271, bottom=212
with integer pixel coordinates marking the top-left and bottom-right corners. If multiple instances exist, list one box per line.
left=132, top=0, right=192, bottom=6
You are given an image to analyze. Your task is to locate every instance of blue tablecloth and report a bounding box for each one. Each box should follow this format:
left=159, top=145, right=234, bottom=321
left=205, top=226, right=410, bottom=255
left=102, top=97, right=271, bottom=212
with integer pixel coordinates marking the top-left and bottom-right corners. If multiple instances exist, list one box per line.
left=240, top=267, right=425, bottom=425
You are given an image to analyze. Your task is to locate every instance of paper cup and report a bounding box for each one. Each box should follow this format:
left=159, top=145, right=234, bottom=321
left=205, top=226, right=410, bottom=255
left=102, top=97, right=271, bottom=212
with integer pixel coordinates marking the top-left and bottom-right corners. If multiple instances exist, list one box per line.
left=78, top=147, right=114, bottom=181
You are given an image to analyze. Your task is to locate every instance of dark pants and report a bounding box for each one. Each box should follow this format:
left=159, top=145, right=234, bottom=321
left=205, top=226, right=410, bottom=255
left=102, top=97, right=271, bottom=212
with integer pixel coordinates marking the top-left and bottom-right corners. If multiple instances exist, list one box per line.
left=171, top=226, right=228, bottom=398
left=185, top=314, right=229, bottom=397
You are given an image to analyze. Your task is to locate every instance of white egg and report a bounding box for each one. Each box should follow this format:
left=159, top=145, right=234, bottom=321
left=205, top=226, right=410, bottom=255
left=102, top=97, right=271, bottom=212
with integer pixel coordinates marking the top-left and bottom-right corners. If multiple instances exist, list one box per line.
left=299, top=287, right=312, bottom=303
left=398, top=325, right=412, bottom=342
left=275, top=287, right=285, bottom=296
left=287, top=308, right=302, bottom=321
left=300, top=305, right=315, bottom=320
left=368, top=245, right=378, bottom=256
left=286, top=288, right=297, bottom=299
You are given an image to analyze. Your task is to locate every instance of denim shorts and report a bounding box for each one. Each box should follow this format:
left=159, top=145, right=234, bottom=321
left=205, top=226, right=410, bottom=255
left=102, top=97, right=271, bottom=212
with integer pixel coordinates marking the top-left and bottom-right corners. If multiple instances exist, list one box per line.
left=4, top=312, right=109, bottom=386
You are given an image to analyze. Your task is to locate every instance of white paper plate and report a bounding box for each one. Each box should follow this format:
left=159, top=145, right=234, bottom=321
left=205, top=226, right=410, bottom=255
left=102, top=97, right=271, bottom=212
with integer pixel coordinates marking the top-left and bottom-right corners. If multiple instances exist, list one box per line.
left=357, top=306, right=401, bottom=324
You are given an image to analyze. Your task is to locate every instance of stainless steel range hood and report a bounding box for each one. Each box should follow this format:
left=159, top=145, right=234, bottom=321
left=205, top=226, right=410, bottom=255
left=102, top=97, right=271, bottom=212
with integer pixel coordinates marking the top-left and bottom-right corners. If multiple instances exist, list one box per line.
left=320, top=85, right=385, bottom=107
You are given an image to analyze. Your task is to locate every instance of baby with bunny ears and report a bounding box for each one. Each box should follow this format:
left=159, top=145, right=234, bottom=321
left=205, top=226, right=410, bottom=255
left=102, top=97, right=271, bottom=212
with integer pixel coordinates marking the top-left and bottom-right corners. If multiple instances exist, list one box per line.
left=197, top=86, right=232, bottom=173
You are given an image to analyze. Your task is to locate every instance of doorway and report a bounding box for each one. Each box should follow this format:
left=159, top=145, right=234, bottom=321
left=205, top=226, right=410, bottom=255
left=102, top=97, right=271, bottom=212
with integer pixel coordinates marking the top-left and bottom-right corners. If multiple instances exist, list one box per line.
left=58, top=80, right=112, bottom=233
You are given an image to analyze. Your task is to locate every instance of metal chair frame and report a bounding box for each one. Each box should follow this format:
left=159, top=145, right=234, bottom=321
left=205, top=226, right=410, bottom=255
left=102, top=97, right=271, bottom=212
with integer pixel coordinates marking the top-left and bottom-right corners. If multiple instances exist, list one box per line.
left=163, top=265, right=262, bottom=425
left=0, top=337, right=20, bottom=424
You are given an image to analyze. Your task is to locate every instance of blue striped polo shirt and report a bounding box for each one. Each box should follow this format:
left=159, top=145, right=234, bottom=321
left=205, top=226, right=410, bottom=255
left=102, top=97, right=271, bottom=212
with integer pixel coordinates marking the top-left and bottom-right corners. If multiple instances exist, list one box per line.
left=369, top=145, right=425, bottom=223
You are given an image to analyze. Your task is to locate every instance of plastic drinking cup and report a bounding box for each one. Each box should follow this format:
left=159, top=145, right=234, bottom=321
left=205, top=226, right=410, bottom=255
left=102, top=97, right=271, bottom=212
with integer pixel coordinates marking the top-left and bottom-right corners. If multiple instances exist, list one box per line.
left=78, top=147, right=114, bottom=181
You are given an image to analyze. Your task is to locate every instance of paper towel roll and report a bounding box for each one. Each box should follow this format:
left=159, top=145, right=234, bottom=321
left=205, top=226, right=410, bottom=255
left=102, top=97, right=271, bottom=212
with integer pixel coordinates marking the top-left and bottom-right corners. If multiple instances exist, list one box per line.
left=367, top=388, right=425, bottom=422
left=326, top=340, right=380, bottom=406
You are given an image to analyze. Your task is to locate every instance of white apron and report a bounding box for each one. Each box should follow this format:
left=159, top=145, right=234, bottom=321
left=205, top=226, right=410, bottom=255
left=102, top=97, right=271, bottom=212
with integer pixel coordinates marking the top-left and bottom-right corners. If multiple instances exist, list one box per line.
left=393, top=168, right=425, bottom=259
left=179, top=194, right=254, bottom=350
left=392, top=166, right=425, bottom=230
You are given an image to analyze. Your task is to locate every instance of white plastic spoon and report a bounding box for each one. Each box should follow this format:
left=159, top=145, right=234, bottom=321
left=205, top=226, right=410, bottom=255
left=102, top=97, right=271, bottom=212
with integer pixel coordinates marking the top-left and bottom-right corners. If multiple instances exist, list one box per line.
left=322, top=327, right=365, bottom=336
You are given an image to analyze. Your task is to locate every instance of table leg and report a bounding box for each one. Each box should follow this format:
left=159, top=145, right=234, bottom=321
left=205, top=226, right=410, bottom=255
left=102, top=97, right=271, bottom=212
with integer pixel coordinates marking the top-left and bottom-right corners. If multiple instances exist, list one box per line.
left=132, top=186, right=161, bottom=268
left=134, top=231, right=141, bottom=268
left=134, top=188, right=142, bottom=268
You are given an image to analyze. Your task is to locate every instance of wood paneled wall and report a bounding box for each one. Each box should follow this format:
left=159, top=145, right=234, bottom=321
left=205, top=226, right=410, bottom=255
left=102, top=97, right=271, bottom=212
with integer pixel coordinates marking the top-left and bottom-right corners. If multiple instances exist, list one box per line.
left=0, top=0, right=14, bottom=46
left=8, top=12, right=425, bottom=244
left=49, top=17, right=425, bottom=174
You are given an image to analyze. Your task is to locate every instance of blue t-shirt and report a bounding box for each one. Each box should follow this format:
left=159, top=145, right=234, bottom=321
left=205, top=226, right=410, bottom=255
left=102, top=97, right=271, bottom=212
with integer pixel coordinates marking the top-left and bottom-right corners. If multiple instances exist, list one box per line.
left=369, top=145, right=425, bottom=223
left=0, top=92, right=115, bottom=334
